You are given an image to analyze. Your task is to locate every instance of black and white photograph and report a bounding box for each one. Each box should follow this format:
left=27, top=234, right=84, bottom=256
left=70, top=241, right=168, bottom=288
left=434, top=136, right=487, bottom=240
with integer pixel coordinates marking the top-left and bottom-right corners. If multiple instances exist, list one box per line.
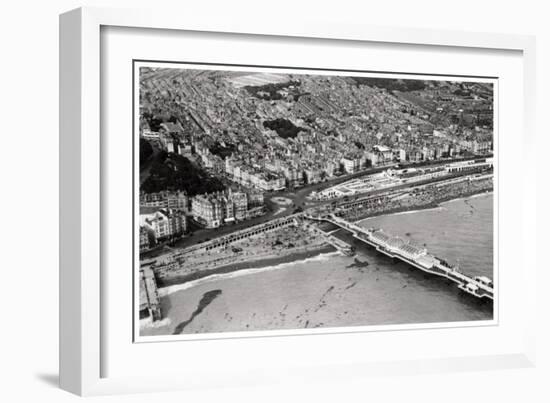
left=2, top=0, right=547, bottom=399
left=136, top=62, right=495, bottom=338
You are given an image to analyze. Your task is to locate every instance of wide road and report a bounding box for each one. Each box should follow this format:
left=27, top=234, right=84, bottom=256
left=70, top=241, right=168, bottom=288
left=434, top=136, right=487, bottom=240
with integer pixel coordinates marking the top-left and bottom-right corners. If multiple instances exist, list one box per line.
left=142, top=155, right=491, bottom=258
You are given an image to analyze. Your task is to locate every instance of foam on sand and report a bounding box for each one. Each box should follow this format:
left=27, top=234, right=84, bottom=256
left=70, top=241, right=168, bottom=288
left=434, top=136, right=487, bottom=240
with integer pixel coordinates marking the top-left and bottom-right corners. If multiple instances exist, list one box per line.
left=140, top=317, right=172, bottom=329
left=157, top=251, right=342, bottom=297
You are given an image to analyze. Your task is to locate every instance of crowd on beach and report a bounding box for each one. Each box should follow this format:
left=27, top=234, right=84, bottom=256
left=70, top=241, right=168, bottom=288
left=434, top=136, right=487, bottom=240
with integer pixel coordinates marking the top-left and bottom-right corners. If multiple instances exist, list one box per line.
left=342, top=176, right=493, bottom=221
left=155, top=224, right=329, bottom=281
left=149, top=174, right=492, bottom=289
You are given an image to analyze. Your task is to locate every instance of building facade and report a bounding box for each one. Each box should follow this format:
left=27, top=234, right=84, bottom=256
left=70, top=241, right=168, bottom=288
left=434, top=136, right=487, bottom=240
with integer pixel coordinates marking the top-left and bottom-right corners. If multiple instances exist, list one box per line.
left=141, top=208, right=187, bottom=243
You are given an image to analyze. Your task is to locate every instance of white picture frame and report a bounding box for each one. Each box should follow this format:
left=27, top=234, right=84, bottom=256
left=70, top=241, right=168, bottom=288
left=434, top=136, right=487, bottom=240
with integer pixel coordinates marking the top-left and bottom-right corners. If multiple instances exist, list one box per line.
left=59, top=6, right=537, bottom=396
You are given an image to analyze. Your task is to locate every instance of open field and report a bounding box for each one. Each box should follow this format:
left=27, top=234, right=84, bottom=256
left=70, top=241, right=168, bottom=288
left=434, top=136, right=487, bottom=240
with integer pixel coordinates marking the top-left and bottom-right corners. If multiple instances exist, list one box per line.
left=227, top=72, right=291, bottom=88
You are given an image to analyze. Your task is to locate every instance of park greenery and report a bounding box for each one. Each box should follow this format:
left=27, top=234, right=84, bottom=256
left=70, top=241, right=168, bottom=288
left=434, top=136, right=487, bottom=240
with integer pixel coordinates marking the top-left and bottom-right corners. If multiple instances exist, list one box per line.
left=139, top=138, right=153, bottom=165
left=141, top=151, right=225, bottom=195
left=352, top=77, right=427, bottom=92
left=263, top=118, right=305, bottom=139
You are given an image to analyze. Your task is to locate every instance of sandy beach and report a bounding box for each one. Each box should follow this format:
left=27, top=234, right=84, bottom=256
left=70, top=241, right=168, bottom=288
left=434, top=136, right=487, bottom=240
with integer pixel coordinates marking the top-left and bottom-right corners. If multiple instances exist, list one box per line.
left=141, top=247, right=491, bottom=336
left=156, top=244, right=336, bottom=287
left=140, top=193, right=494, bottom=336
left=344, top=181, right=493, bottom=222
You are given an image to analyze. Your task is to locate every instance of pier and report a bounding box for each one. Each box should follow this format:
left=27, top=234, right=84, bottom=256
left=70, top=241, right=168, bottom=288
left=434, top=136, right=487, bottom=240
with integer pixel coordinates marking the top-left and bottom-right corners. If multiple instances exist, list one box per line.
left=307, top=221, right=355, bottom=256
left=304, top=212, right=494, bottom=300
left=140, top=264, right=162, bottom=320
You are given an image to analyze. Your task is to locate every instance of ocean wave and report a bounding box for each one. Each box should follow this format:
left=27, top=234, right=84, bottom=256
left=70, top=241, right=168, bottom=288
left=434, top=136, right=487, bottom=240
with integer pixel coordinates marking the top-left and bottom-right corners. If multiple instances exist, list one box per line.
left=465, top=191, right=493, bottom=200
left=357, top=191, right=493, bottom=225
left=387, top=206, right=445, bottom=216
left=357, top=206, right=445, bottom=224
left=440, top=191, right=493, bottom=205
left=158, top=251, right=343, bottom=297
left=139, top=317, right=172, bottom=329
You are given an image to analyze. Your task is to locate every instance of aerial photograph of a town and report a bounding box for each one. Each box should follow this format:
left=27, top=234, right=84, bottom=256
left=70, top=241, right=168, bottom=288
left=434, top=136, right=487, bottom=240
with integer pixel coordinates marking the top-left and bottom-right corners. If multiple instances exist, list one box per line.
left=136, top=63, right=495, bottom=338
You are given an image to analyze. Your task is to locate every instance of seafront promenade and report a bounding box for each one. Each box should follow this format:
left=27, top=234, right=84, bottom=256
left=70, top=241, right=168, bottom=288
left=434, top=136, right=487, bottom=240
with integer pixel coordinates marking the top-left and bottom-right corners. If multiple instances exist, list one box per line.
left=148, top=217, right=332, bottom=286
left=140, top=193, right=494, bottom=335
left=143, top=173, right=492, bottom=296
left=138, top=171, right=494, bottom=320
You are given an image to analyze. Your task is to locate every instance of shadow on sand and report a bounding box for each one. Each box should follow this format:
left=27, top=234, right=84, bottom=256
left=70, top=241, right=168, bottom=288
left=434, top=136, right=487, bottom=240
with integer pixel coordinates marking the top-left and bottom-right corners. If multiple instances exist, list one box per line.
left=172, top=289, right=222, bottom=334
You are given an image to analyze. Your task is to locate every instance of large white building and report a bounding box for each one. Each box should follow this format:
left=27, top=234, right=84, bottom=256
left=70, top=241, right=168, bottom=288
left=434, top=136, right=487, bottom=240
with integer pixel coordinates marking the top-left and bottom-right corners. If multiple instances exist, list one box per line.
left=140, top=191, right=189, bottom=212
left=191, top=189, right=265, bottom=228
left=141, top=209, right=187, bottom=243
left=341, top=156, right=363, bottom=174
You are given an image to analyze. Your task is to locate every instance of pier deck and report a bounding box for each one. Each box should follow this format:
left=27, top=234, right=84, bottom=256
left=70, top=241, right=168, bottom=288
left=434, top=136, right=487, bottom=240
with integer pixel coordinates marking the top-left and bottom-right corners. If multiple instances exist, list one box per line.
left=140, top=264, right=162, bottom=320
left=305, top=213, right=494, bottom=300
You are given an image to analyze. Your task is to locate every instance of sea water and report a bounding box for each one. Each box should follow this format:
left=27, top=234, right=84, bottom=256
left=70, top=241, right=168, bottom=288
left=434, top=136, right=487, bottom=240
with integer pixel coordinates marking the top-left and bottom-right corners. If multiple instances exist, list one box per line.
left=141, top=193, right=494, bottom=336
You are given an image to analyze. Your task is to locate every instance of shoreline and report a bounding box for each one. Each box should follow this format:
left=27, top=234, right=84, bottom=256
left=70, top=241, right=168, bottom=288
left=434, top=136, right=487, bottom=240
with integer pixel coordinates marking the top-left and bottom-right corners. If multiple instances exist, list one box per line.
left=154, top=188, right=492, bottom=292
left=156, top=244, right=336, bottom=289
left=157, top=250, right=342, bottom=297
left=352, top=188, right=493, bottom=224
left=143, top=191, right=494, bottom=334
